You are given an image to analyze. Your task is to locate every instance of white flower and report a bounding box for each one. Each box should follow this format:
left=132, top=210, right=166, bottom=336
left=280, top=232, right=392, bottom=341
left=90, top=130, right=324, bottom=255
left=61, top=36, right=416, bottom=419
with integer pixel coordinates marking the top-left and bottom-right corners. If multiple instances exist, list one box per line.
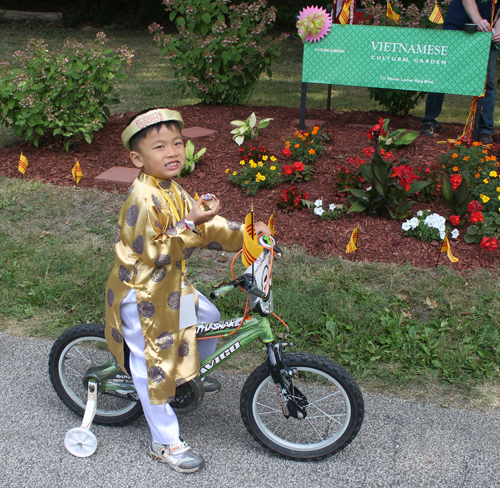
left=314, top=199, right=323, bottom=207
left=408, top=217, right=420, bottom=229
left=314, top=207, right=324, bottom=216
left=366, top=186, right=372, bottom=191
left=329, top=203, right=338, bottom=211
left=402, top=222, right=412, bottom=231
left=451, top=229, right=459, bottom=239
left=439, top=229, right=446, bottom=240
left=417, top=210, right=423, bottom=216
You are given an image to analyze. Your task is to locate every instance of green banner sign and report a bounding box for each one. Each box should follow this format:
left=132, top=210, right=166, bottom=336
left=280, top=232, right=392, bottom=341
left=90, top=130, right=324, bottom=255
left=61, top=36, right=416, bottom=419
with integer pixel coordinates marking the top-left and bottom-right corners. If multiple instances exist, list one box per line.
left=302, top=24, right=491, bottom=96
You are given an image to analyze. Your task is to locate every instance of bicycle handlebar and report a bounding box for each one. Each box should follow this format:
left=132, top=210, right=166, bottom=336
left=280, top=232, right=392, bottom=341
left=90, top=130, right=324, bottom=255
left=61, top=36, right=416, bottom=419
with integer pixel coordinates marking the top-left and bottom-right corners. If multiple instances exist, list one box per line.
left=210, top=276, right=247, bottom=300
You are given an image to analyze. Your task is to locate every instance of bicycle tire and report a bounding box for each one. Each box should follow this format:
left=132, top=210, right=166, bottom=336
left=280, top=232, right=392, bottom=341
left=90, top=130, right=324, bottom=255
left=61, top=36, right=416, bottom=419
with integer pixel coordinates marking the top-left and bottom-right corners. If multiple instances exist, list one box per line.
left=240, top=352, right=364, bottom=460
left=48, top=323, right=143, bottom=426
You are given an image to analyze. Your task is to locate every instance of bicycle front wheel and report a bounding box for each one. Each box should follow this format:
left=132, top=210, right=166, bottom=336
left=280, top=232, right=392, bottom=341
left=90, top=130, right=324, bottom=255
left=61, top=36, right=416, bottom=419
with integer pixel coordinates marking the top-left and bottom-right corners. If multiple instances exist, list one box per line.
left=48, top=323, right=143, bottom=426
left=240, top=352, right=364, bottom=460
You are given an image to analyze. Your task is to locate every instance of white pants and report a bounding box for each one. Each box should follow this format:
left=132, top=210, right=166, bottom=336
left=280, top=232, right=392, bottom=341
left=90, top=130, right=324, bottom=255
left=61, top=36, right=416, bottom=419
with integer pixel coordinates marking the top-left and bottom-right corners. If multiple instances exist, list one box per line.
left=120, top=289, right=219, bottom=445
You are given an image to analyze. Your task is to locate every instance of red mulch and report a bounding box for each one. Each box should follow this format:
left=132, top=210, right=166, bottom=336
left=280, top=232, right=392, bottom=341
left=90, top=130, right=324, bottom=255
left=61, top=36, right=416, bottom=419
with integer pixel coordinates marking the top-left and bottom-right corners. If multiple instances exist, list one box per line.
left=0, top=104, right=498, bottom=270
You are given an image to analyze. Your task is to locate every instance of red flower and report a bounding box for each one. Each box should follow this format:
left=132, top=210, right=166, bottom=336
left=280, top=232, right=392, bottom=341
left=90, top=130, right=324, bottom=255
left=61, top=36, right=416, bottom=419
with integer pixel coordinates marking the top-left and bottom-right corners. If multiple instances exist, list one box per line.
left=450, top=174, right=462, bottom=191
left=292, top=161, right=305, bottom=172
left=303, top=192, right=309, bottom=199
left=470, top=211, right=484, bottom=223
left=449, top=215, right=460, bottom=226
left=282, top=148, right=292, bottom=157
left=362, top=147, right=375, bottom=157
left=284, top=165, right=294, bottom=176
left=391, top=164, right=418, bottom=191
left=364, top=117, right=387, bottom=140
left=480, top=237, right=498, bottom=251
left=468, top=200, right=483, bottom=212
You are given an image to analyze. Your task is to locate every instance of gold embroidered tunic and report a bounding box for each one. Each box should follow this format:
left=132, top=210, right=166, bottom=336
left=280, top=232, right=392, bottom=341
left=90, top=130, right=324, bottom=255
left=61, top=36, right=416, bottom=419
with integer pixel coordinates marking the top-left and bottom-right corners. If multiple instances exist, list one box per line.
left=105, top=172, right=243, bottom=404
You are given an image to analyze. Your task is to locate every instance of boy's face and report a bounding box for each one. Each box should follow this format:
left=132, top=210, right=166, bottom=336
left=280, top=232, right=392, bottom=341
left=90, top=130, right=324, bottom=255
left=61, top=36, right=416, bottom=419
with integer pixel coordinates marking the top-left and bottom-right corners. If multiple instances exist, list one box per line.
left=130, top=124, right=186, bottom=180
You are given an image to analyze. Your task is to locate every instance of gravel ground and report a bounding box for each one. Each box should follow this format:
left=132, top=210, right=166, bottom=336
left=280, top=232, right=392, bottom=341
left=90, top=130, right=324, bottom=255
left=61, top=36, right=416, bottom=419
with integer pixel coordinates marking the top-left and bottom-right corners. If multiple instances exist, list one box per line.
left=1, top=331, right=500, bottom=488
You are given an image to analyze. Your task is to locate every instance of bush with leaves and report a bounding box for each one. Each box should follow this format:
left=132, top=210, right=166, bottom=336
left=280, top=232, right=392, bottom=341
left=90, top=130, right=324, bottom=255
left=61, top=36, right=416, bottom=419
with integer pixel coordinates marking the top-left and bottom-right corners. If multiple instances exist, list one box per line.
left=346, top=153, right=430, bottom=219
left=227, top=154, right=280, bottom=195
left=277, top=186, right=309, bottom=212
left=0, top=33, right=132, bottom=150
left=179, top=140, right=206, bottom=177
left=150, top=0, right=287, bottom=105
left=282, top=125, right=330, bottom=165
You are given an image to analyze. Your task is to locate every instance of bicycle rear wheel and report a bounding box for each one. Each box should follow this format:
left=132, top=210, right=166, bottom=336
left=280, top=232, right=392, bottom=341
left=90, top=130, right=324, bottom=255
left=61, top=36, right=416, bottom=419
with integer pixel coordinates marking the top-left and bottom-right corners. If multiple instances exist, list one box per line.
left=48, top=323, right=143, bottom=426
left=240, top=352, right=364, bottom=460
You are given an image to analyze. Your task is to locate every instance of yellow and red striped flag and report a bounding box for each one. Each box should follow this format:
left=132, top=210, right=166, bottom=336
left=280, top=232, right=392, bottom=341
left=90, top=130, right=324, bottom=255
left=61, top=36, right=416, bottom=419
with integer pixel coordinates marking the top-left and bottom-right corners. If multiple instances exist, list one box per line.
left=429, top=3, right=444, bottom=24
left=18, top=153, right=28, bottom=175
left=268, top=212, right=275, bottom=236
left=346, top=227, right=358, bottom=253
left=242, top=210, right=264, bottom=268
left=72, top=160, right=83, bottom=184
left=440, top=236, right=459, bottom=263
left=387, top=2, right=400, bottom=23
left=339, top=0, right=353, bottom=26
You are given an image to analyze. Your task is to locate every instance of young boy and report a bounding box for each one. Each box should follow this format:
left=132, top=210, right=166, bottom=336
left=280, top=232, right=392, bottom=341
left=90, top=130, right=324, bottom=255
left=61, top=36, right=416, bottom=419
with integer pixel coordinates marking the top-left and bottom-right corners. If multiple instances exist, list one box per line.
left=104, top=108, right=269, bottom=473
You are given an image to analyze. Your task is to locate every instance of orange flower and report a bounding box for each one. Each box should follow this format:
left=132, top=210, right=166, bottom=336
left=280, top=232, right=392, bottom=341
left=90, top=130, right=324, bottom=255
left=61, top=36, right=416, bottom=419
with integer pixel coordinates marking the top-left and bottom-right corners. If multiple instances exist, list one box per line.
left=295, top=144, right=300, bottom=148
left=463, top=156, right=469, bottom=161
left=452, top=154, right=458, bottom=158
left=475, top=173, right=480, bottom=177
left=453, top=166, right=459, bottom=171
left=309, top=148, right=315, bottom=155
left=473, top=141, right=480, bottom=146
left=483, top=150, right=488, bottom=154
left=456, top=141, right=461, bottom=145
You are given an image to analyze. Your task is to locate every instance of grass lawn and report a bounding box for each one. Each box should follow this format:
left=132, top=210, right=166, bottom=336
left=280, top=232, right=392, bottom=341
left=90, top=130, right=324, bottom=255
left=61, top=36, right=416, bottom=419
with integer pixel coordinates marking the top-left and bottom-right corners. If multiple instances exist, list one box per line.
left=1, top=21, right=500, bottom=411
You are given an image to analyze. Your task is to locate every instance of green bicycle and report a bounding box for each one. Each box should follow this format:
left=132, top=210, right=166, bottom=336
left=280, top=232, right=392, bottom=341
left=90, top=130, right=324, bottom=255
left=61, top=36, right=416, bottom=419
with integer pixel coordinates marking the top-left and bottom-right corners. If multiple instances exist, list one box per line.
left=48, top=236, right=364, bottom=460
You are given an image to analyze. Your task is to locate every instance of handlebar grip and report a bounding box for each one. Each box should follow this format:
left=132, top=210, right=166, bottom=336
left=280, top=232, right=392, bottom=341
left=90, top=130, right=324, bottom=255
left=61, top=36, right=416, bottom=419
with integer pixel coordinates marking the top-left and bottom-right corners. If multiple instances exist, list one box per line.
left=210, top=276, right=246, bottom=300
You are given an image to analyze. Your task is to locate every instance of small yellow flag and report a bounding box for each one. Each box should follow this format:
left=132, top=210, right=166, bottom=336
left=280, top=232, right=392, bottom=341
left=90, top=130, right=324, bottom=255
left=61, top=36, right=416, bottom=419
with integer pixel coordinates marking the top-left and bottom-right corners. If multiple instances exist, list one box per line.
left=346, top=227, right=358, bottom=254
left=18, top=153, right=28, bottom=175
left=242, top=211, right=264, bottom=268
left=194, top=193, right=200, bottom=200
left=429, top=3, right=444, bottom=24
left=339, top=0, right=353, bottom=26
left=440, top=236, right=459, bottom=263
left=387, top=2, right=400, bottom=23
left=72, top=160, right=83, bottom=184
left=268, top=213, right=275, bottom=236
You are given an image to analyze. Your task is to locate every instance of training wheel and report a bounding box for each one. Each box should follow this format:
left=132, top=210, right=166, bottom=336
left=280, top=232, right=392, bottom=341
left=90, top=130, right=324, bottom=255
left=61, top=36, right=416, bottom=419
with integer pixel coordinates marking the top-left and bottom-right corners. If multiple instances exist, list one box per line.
left=64, top=427, right=98, bottom=457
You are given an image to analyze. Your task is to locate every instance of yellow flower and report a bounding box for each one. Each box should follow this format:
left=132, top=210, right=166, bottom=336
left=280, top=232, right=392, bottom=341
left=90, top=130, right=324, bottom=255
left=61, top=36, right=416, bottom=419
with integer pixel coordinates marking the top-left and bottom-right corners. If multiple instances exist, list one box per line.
left=295, top=144, right=300, bottom=148
left=270, top=156, right=277, bottom=162
left=497, top=187, right=500, bottom=192
left=270, top=166, right=276, bottom=170
left=484, top=179, right=489, bottom=184
left=489, top=171, right=498, bottom=177
left=239, top=160, right=246, bottom=165
left=255, top=172, right=265, bottom=182
left=452, top=154, right=458, bottom=158
left=225, top=168, right=230, bottom=174
left=262, top=155, right=268, bottom=161
left=480, top=194, right=490, bottom=203
left=463, top=156, right=469, bottom=161
left=309, top=148, right=315, bottom=155
left=232, top=171, right=237, bottom=176
left=250, top=162, right=257, bottom=168
left=453, top=166, right=459, bottom=171
left=249, top=159, right=254, bottom=164
left=258, top=161, right=263, bottom=167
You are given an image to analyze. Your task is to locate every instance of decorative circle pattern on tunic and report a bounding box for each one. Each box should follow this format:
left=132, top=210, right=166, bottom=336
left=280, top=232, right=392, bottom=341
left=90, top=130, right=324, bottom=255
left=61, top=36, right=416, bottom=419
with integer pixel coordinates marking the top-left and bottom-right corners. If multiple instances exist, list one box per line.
left=157, top=331, right=174, bottom=350
left=154, top=254, right=171, bottom=266
left=148, top=366, right=165, bottom=383
left=182, top=246, right=196, bottom=259
left=175, top=261, right=182, bottom=270
left=114, top=224, right=122, bottom=243
left=165, top=223, right=177, bottom=237
left=126, top=205, right=139, bottom=227
left=132, top=235, right=144, bottom=254
left=111, top=328, right=123, bottom=343
left=158, top=180, right=171, bottom=190
left=227, top=220, right=242, bottom=231
left=154, top=220, right=162, bottom=233
left=175, top=377, right=187, bottom=387
left=151, top=266, right=167, bottom=283
left=138, top=301, right=155, bottom=318
left=178, top=341, right=189, bottom=358
left=167, top=291, right=181, bottom=310
left=106, top=288, right=114, bottom=307
left=151, top=194, right=162, bottom=212
left=118, top=265, right=132, bottom=283
left=207, top=241, right=223, bottom=251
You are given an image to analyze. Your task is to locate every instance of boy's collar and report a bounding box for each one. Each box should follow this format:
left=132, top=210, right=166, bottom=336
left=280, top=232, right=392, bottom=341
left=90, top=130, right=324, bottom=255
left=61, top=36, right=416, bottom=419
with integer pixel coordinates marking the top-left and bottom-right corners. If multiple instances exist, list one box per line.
left=138, top=171, right=174, bottom=191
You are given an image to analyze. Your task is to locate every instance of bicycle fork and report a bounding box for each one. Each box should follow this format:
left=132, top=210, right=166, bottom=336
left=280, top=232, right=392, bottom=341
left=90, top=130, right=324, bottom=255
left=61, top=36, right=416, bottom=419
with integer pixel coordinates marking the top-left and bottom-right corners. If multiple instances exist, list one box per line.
left=265, top=342, right=309, bottom=420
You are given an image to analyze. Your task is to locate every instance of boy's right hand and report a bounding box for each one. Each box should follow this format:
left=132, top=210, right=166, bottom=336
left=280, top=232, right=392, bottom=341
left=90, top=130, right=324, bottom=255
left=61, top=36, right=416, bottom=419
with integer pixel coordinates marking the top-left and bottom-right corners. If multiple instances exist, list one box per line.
left=186, top=197, right=220, bottom=226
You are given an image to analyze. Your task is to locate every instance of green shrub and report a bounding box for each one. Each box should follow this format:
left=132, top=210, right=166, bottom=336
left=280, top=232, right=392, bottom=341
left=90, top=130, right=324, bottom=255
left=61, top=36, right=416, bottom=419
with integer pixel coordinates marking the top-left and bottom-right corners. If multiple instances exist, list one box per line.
left=150, top=0, right=288, bottom=105
left=368, top=88, right=425, bottom=116
left=0, top=33, right=132, bottom=151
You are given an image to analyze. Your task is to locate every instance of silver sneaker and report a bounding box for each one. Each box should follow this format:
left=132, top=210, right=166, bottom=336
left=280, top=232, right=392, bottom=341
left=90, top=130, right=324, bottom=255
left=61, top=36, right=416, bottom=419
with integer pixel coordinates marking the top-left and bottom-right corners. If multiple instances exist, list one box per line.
left=201, top=375, right=221, bottom=396
left=149, top=439, right=205, bottom=473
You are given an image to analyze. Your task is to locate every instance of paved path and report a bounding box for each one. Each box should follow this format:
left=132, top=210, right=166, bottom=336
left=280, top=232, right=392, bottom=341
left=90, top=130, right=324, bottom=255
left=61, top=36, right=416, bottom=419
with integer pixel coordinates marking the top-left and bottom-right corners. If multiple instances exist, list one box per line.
left=1, top=332, right=500, bottom=488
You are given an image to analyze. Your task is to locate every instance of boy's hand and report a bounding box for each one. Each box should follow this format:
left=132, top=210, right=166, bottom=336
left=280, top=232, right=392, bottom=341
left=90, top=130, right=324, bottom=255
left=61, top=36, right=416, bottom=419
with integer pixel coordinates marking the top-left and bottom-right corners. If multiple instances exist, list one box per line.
left=255, top=221, right=272, bottom=237
left=186, top=197, right=220, bottom=226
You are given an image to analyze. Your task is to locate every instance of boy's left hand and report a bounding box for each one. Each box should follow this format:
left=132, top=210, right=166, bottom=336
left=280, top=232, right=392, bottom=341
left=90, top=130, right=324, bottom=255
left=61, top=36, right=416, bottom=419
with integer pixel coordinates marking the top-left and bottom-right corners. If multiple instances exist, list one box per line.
left=255, top=221, right=272, bottom=237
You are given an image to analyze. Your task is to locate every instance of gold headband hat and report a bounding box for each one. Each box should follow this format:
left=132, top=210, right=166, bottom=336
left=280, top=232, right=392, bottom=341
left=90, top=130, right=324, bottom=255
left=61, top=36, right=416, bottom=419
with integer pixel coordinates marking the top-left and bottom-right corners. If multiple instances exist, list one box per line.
left=121, top=108, right=185, bottom=150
